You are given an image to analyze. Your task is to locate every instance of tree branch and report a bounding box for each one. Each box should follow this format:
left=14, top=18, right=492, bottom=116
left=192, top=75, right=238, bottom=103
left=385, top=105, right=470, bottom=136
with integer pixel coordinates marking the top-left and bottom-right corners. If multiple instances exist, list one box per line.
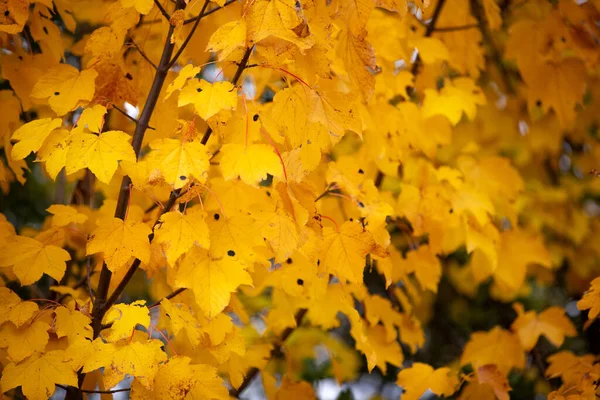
left=183, top=0, right=238, bottom=24
left=111, top=103, right=156, bottom=130
left=435, top=22, right=480, bottom=32
left=230, top=309, right=308, bottom=398
left=167, top=0, right=210, bottom=70
left=91, top=0, right=188, bottom=340
left=149, top=287, right=187, bottom=308
left=130, top=39, right=158, bottom=70
left=57, top=384, right=131, bottom=394
left=153, top=0, right=171, bottom=21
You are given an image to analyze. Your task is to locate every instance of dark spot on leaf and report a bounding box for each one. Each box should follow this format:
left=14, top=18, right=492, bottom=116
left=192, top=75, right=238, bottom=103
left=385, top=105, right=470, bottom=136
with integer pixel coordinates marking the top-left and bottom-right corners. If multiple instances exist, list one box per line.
left=410, top=24, right=417, bottom=32
left=43, top=26, right=48, bottom=34
left=561, top=36, right=566, bottom=43
left=266, top=191, right=271, bottom=197
left=54, top=92, right=60, bottom=96
left=449, top=208, right=454, bottom=214
left=358, top=201, right=364, bottom=208
left=536, top=100, right=542, bottom=107
left=179, top=175, right=186, bottom=180
left=349, top=218, right=354, bottom=222
left=214, top=213, right=220, bottom=220
left=227, top=250, right=235, bottom=256
left=196, top=88, right=202, bottom=92
left=297, top=279, right=304, bottom=286
left=125, top=72, right=133, bottom=80
left=286, top=258, right=292, bottom=264
left=317, top=259, right=320, bottom=266
left=253, top=114, right=259, bottom=121
left=4, top=10, right=9, bottom=16
left=358, top=169, right=364, bottom=174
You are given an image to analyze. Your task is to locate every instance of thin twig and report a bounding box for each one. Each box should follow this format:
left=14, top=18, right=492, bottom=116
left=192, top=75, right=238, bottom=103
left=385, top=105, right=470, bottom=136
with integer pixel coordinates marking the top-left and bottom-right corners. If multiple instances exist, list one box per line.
left=167, top=0, right=211, bottom=69
left=149, top=287, right=187, bottom=308
left=130, top=39, right=158, bottom=70
left=153, top=0, right=171, bottom=20
left=57, top=385, right=131, bottom=394
left=183, top=0, right=238, bottom=24
left=110, top=104, right=156, bottom=130
left=435, top=22, right=480, bottom=32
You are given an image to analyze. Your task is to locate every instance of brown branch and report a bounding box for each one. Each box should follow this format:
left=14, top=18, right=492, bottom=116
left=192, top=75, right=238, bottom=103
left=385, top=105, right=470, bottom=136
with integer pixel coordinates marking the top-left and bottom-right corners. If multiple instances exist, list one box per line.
left=230, top=309, right=308, bottom=398
left=183, top=0, right=238, bottom=24
left=91, top=0, right=188, bottom=339
left=167, top=0, right=211, bottom=70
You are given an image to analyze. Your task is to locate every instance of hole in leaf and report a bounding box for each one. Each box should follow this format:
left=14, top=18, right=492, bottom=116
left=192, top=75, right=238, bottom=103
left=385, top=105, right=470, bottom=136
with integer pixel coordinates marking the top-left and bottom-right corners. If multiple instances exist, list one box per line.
left=179, top=175, right=186, bottom=180
left=253, top=114, right=259, bottom=121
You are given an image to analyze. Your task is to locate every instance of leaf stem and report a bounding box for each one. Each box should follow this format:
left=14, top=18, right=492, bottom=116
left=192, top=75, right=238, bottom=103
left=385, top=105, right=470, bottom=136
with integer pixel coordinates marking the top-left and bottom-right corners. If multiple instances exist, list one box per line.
left=167, top=0, right=211, bottom=70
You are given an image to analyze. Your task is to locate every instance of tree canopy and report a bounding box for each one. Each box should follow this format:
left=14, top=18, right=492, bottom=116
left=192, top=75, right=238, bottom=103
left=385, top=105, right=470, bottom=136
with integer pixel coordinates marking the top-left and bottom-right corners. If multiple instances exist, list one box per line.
left=0, top=0, right=600, bottom=398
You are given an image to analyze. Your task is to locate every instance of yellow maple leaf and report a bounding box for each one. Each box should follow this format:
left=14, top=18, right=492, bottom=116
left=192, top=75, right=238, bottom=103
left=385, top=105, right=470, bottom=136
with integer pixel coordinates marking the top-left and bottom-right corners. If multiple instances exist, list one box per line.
left=207, top=211, right=263, bottom=263
left=176, top=247, right=253, bottom=318
left=422, top=77, right=486, bottom=125
left=30, top=64, right=97, bottom=116
left=65, top=130, right=136, bottom=184
left=0, top=0, right=29, bottom=34
left=154, top=208, right=210, bottom=266
left=399, top=245, right=442, bottom=293
left=74, top=104, right=107, bottom=133
left=0, top=235, right=71, bottom=285
left=1, top=350, right=78, bottom=400
left=220, top=143, right=284, bottom=187
left=511, top=304, right=576, bottom=351
left=82, top=336, right=167, bottom=389
left=578, top=276, right=600, bottom=320
left=460, top=327, right=525, bottom=374
left=146, top=138, right=210, bottom=189
left=47, top=204, right=88, bottom=227
left=161, top=298, right=202, bottom=347
left=0, top=319, right=50, bottom=363
left=527, top=59, right=586, bottom=128
left=246, top=0, right=312, bottom=49
left=120, top=0, right=153, bottom=14
left=37, top=128, right=72, bottom=180
left=206, top=20, right=247, bottom=60
left=179, top=79, right=238, bottom=121
left=10, top=118, right=62, bottom=160
left=397, top=362, right=457, bottom=400
left=321, top=221, right=386, bottom=284
left=87, top=217, right=151, bottom=271
left=473, top=365, right=511, bottom=400
left=165, top=64, right=201, bottom=99
left=55, top=306, right=93, bottom=343
left=0, top=288, right=38, bottom=328
left=102, top=300, right=151, bottom=342
left=337, top=28, right=377, bottom=101
left=130, top=356, right=229, bottom=399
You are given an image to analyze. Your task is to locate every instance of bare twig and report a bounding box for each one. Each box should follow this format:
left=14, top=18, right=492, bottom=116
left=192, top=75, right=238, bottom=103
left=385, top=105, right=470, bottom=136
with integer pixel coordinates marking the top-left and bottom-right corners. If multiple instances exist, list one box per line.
left=149, top=287, right=187, bottom=308
left=183, top=0, right=238, bottom=24
left=110, top=104, right=156, bottom=130
left=130, top=39, right=158, bottom=70
left=153, top=0, right=171, bottom=20
left=167, top=0, right=210, bottom=69
left=57, top=384, right=131, bottom=394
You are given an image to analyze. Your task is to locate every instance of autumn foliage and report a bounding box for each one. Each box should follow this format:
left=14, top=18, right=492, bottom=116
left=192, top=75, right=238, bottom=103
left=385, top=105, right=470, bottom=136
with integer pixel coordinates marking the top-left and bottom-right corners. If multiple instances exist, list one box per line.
left=1, top=0, right=600, bottom=398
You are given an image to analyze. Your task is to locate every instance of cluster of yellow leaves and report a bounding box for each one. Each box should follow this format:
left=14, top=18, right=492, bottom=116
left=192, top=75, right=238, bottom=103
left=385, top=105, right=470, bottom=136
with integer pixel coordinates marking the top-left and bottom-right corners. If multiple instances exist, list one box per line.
left=0, top=0, right=599, bottom=398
